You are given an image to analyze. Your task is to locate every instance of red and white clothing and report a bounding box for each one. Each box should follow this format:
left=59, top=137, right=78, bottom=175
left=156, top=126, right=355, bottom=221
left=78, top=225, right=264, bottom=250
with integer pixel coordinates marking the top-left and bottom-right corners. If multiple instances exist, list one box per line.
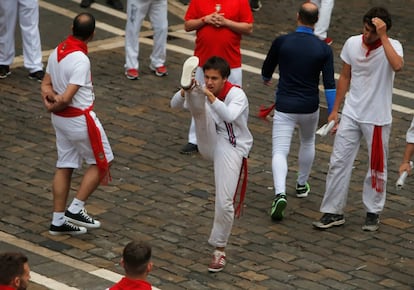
left=171, top=83, right=252, bottom=248
left=108, top=277, right=152, bottom=290
left=320, top=35, right=403, bottom=215
left=0, top=0, right=43, bottom=72
left=46, top=43, right=114, bottom=169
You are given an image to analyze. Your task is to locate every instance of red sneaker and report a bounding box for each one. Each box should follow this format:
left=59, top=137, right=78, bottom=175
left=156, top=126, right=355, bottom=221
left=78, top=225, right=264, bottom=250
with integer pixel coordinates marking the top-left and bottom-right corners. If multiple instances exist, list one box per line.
left=324, top=37, right=333, bottom=45
left=149, top=64, right=168, bottom=77
left=208, top=250, right=226, bottom=272
left=125, top=68, right=139, bottom=80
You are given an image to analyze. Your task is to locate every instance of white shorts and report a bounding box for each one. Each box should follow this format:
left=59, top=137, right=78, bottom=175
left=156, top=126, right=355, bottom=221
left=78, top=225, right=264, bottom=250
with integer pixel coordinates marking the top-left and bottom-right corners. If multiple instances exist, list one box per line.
left=51, top=111, right=114, bottom=169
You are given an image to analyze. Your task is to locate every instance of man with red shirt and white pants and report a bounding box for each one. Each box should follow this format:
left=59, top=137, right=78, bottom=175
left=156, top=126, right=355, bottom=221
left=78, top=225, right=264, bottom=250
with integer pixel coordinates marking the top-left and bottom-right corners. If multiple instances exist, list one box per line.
left=180, top=0, right=253, bottom=154
left=41, top=13, right=114, bottom=236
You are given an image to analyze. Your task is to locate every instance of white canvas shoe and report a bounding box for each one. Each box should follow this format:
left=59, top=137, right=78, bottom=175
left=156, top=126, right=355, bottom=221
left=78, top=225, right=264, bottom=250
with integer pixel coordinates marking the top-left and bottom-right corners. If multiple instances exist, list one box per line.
left=180, top=56, right=199, bottom=89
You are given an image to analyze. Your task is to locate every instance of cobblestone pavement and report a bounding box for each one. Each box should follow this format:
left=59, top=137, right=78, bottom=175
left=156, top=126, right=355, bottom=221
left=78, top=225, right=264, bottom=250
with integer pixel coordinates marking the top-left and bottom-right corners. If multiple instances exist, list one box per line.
left=1, top=0, right=414, bottom=289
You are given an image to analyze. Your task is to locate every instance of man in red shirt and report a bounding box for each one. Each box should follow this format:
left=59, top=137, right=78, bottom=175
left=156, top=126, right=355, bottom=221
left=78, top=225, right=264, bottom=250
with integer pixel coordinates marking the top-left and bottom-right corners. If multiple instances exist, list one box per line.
left=0, top=252, right=31, bottom=290
left=180, top=0, right=254, bottom=154
left=109, top=241, right=153, bottom=290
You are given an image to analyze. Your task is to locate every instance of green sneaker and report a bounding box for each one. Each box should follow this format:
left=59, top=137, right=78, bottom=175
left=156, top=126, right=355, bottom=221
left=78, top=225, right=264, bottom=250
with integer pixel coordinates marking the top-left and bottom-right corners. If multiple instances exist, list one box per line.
left=296, top=182, right=310, bottom=198
left=270, top=194, right=287, bottom=221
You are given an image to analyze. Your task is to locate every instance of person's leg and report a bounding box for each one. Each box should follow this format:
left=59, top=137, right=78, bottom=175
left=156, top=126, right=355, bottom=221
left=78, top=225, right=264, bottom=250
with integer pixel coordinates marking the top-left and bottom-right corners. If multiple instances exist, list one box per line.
left=52, top=168, right=73, bottom=213
left=320, top=116, right=361, bottom=214
left=148, top=0, right=167, bottom=68
left=313, top=0, right=334, bottom=40
left=296, top=110, right=319, bottom=187
left=18, top=0, right=43, bottom=73
left=0, top=0, right=18, bottom=67
left=125, top=0, right=149, bottom=71
left=228, top=67, right=242, bottom=87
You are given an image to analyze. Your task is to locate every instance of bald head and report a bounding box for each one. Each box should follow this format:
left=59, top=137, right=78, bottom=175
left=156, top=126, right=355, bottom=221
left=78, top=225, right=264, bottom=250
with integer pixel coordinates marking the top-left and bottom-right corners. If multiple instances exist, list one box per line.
left=72, top=13, right=95, bottom=41
left=298, top=2, right=319, bottom=26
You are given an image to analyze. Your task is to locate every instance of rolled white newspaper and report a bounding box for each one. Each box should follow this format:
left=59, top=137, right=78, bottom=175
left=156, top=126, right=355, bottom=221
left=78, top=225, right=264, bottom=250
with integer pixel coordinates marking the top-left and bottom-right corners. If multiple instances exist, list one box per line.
left=316, top=120, right=335, bottom=137
left=396, top=161, right=413, bottom=190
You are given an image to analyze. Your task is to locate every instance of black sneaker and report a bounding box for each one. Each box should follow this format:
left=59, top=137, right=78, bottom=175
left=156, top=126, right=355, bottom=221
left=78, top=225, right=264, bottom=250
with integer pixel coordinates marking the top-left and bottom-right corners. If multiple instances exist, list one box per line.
left=106, top=0, right=123, bottom=10
left=0, top=65, right=11, bottom=79
left=80, top=0, right=94, bottom=8
left=49, top=220, right=87, bottom=236
left=270, top=194, right=287, bottom=221
left=65, top=209, right=101, bottom=228
left=250, top=0, right=262, bottom=12
left=28, top=70, right=44, bottom=82
left=362, top=213, right=379, bottom=232
left=296, top=182, right=310, bottom=198
left=313, top=213, right=345, bottom=229
left=180, top=143, right=198, bottom=154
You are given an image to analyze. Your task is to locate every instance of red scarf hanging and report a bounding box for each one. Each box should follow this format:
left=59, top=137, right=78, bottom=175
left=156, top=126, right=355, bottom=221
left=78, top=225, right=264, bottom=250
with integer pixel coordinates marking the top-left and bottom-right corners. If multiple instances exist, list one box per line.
left=258, top=103, right=276, bottom=121
left=57, top=35, right=88, bottom=62
left=371, top=125, right=384, bottom=193
left=54, top=105, right=111, bottom=185
left=362, top=35, right=382, bottom=57
left=234, top=157, right=248, bottom=218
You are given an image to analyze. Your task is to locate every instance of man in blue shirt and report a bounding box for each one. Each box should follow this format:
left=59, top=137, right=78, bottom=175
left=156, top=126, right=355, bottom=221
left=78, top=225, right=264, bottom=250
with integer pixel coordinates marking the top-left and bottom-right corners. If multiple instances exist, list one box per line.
left=261, top=1, right=336, bottom=221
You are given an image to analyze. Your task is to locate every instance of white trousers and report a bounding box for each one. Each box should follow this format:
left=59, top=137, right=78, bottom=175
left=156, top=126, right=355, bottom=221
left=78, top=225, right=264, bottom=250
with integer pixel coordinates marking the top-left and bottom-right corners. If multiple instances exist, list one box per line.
left=0, top=0, right=43, bottom=72
left=125, top=0, right=168, bottom=70
left=320, top=115, right=390, bottom=214
left=272, top=110, right=319, bottom=195
left=185, top=88, right=243, bottom=248
left=310, top=0, right=334, bottom=40
left=188, top=67, right=242, bottom=144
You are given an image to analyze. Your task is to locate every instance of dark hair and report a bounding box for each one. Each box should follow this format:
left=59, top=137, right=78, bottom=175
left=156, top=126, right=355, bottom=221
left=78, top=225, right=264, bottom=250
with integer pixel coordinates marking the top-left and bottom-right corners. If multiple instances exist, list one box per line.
left=0, top=252, right=28, bottom=285
left=123, top=241, right=152, bottom=276
left=73, top=13, right=95, bottom=40
left=202, top=56, right=231, bottom=79
left=298, top=2, right=319, bottom=26
left=363, top=7, right=392, bottom=31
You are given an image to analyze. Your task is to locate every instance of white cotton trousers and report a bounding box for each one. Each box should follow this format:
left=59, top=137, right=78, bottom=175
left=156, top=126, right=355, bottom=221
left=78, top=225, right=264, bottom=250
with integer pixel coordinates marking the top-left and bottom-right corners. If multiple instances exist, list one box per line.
left=125, top=0, right=168, bottom=70
left=188, top=67, right=242, bottom=144
left=310, top=0, right=334, bottom=40
left=272, top=110, right=319, bottom=195
left=0, top=0, right=43, bottom=72
left=185, top=88, right=243, bottom=248
left=320, top=115, right=390, bottom=214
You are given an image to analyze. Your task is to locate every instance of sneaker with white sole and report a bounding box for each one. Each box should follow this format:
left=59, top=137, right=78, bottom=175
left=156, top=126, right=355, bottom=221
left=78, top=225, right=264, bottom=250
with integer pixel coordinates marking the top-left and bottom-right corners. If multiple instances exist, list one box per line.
left=125, top=68, right=139, bottom=80
left=296, top=182, right=310, bottom=198
left=149, top=64, right=168, bottom=77
left=313, top=213, right=345, bottom=229
left=270, top=194, right=287, bottom=221
left=49, top=220, right=87, bottom=236
left=208, top=250, right=226, bottom=272
left=65, top=208, right=101, bottom=228
left=180, top=56, right=199, bottom=89
left=362, top=212, right=379, bottom=232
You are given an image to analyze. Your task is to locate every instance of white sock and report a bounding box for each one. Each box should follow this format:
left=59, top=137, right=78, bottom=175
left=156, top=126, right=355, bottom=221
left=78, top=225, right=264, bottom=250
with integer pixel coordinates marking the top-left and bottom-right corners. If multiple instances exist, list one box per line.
left=52, top=212, right=65, bottom=226
left=67, top=198, right=85, bottom=214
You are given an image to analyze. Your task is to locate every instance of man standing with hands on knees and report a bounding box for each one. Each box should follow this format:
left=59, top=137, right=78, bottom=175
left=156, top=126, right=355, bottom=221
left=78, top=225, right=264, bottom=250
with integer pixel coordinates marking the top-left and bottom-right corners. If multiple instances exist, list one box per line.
left=313, top=7, right=403, bottom=232
left=171, top=56, right=253, bottom=273
left=41, top=13, right=114, bottom=235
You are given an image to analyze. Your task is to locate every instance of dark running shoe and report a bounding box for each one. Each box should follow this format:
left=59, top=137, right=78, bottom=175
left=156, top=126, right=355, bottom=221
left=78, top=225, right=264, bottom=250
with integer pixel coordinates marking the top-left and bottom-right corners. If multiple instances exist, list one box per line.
left=49, top=220, right=87, bottom=236
left=80, top=0, right=95, bottom=8
left=296, top=182, right=310, bottom=198
left=313, top=213, right=345, bottom=229
left=180, top=143, right=198, bottom=154
left=65, top=208, right=101, bottom=228
left=270, top=194, right=287, bottom=221
left=107, top=0, right=123, bottom=10
left=362, top=212, right=379, bottom=232
left=28, top=70, right=44, bottom=82
left=250, top=0, right=262, bottom=12
left=0, top=65, right=11, bottom=79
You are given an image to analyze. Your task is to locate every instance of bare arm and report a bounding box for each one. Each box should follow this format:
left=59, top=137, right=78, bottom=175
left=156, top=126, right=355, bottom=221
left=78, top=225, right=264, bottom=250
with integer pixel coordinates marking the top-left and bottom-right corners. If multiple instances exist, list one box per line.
left=41, top=74, right=80, bottom=113
left=372, top=17, right=404, bottom=72
left=399, top=143, right=414, bottom=175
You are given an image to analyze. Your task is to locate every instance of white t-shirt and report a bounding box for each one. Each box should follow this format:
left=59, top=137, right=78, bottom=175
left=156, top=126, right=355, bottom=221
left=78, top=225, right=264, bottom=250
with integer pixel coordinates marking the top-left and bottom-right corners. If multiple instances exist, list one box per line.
left=341, top=35, right=403, bottom=125
left=46, top=49, right=95, bottom=109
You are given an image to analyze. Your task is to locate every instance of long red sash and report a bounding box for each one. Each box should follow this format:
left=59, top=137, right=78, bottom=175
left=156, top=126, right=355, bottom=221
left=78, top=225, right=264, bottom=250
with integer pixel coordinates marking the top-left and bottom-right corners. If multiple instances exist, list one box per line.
left=54, top=105, right=111, bottom=185
left=371, top=126, right=384, bottom=192
left=234, top=157, right=248, bottom=218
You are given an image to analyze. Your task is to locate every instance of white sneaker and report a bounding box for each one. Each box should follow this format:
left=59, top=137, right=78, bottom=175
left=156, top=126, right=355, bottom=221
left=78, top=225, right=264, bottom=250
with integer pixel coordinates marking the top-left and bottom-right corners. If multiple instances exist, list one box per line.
left=180, top=56, right=199, bottom=89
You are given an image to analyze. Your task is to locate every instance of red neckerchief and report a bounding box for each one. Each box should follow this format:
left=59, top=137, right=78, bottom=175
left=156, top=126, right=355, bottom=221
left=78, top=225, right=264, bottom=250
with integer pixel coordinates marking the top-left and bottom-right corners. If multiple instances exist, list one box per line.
left=0, top=286, right=15, bottom=290
left=217, top=81, right=238, bottom=101
left=109, top=277, right=152, bottom=290
left=362, top=35, right=382, bottom=57
left=371, top=126, right=384, bottom=193
left=54, top=105, right=111, bottom=185
left=57, top=35, right=88, bottom=62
